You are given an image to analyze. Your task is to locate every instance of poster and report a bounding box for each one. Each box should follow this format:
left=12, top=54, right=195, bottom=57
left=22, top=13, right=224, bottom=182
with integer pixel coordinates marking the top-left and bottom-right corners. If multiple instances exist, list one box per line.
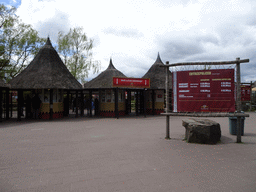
left=173, top=69, right=235, bottom=112
left=241, top=84, right=251, bottom=101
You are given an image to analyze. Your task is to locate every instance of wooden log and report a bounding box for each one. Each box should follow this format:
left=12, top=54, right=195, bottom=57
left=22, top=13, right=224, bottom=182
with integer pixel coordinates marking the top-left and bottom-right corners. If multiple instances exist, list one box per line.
left=160, top=112, right=249, bottom=117
left=160, top=59, right=249, bottom=67
left=236, top=58, right=242, bottom=143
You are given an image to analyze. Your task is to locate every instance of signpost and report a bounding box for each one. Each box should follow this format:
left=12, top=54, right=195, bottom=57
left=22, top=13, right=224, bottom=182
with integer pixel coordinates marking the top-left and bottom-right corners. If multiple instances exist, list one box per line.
left=160, top=58, right=250, bottom=143
left=173, top=69, right=235, bottom=112
left=241, top=84, right=251, bottom=101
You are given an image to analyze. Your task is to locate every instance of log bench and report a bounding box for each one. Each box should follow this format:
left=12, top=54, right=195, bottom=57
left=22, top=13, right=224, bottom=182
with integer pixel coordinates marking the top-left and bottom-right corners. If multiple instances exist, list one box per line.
left=182, top=119, right=221, bottom=144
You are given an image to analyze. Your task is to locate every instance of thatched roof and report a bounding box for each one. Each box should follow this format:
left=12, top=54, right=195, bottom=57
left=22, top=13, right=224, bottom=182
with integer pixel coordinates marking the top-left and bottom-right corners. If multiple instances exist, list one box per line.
left=84, top=58, right=126, bottom=88
left=9, top=38, right=82, bottom=89
left=142, top=53, right=172, bottom=89
left=0, top=79, right=7, bottom=87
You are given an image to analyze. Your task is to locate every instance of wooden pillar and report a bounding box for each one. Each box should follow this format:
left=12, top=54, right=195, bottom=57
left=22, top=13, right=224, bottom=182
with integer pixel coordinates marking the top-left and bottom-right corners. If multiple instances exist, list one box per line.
left=236, top=58, right=242, bottom=143
left=6, top=88, right=9, bottom=120
left=75, top=90, right=78, bottom=118
left=0, top=88, right=2, bottom=122
left=136, top=91, right=139, bottom=116
left=10, top=91, right=13, bottom=118
left=67, top=90, right=70, bottom=116
left=89, top=90, right=92, bottom=117
left=166, top=61, right=170, bottom=139
left=17, top=90, right=22, bottom=121
left=115, top=88, right=119, bottom=119
left=49, top=89, right=53, bottom=120
left=128, top=91, right=131, bottom=113
left=152, top=90, right=155, bottom=116
left=141, top=91, right=143, bottom=114
left=250, top=81, right=252, bottom=111
left=144, top=89, right=146, bottom=118
left=80, top=90, right=84, bottom=117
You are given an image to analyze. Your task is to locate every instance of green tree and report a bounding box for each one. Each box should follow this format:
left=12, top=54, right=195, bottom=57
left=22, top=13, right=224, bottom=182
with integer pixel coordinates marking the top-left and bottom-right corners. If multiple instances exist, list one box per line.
left=57, top=27, right=100, bottom=84
left=0, top=4, right=16, bottom=28
left=0, top=4, right=46, bottom=82
left=0, top=4, right=15, bottom=80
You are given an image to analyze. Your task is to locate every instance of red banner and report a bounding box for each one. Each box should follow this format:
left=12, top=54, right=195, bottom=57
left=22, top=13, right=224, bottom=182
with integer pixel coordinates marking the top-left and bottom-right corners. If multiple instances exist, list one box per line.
left=173, top=69, right=235, bottom=112
left=241, top=84, right=251, bottom=101
left=113, top=77, right=150, bottom=88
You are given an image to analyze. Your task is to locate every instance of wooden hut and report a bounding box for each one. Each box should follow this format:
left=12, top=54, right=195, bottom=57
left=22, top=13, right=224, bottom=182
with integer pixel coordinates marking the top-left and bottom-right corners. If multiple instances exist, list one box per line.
left=84, top=59, right=127, bottom=117
left=9, top=37, right=82, bottom=120
left=142, top=53, right=172, bottom=114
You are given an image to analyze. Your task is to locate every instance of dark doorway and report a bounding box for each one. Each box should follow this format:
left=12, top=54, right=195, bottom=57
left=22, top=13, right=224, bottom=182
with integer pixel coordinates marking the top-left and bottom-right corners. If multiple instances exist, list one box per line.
left=125, top=89, right=145, bottom=116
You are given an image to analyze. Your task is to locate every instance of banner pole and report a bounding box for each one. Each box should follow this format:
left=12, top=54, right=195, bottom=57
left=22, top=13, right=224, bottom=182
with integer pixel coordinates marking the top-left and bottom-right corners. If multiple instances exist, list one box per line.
left=236, top=58, right=242, bottom=143
left=165, top=61, right=170, bottom=139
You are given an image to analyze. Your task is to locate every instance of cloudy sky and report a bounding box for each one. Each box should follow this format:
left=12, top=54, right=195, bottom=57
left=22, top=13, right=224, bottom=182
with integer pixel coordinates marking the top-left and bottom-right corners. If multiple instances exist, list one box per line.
left=2, top=0, right=256, bottom=83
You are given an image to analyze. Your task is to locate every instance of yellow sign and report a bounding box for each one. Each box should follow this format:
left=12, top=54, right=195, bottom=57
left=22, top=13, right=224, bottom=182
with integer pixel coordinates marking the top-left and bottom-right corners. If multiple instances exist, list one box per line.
left=189, top=72, right=211, bottom=76
left=212, top=78, right=231, bottom=81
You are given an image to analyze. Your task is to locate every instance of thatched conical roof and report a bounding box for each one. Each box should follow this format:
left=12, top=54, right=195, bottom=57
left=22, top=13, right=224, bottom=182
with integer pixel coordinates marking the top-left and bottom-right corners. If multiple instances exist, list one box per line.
left=84, top=58, right=126, bottom=88
left=9, top=37, right=82, bottom=89
left=142, top=53, right=172, bottom=89
left=0, top=79, right=9, bottom=88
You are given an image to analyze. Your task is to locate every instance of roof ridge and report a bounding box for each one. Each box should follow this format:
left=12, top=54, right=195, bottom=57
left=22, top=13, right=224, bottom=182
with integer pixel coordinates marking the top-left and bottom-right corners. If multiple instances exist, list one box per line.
left=107, top=58, right=116, bottom=70
left=154, top=52, right=164, bottom=65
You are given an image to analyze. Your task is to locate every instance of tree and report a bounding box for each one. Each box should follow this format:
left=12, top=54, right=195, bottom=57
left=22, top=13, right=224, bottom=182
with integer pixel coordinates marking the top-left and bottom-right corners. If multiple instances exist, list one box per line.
left=0, top=4, right=46, bottom=82
left=0, top=4, right=16, bottom=28
left=57, top=27, right=100, bottom=84
left=0, top=4, right=15, bottom=80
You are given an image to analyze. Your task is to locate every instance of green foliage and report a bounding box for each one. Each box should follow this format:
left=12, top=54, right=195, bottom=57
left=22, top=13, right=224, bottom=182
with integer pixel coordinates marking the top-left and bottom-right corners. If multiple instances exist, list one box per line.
left=57, top=27, right=100, bottom=84
left=0, top=4, right=46, bottom=82
left=203, top=65, right=211, bottom=70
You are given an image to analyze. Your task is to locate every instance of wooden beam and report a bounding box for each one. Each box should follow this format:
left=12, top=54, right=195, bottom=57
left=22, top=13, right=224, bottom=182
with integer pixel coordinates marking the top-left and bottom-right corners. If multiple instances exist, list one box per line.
left=89, top=90, right=92, bottom=117
left=236, top=58, right=242, bottom=143
left=160, top=59, right=249, bottom=67
left=17, top=90, right=22, bottom=121
left=115, top=88, right=119, bottom=119
left=161, top=112, right=249, bottom=117
left=0, top=88, right=2, bottom=122
left=75, top=90, right=78, bottom=118
left=6, top=88, right=9, bottom=120
left=50, top=89, right=53, bottom=120
left=143, top=89, right=146, bottom=118
left=136, top=91, right=139, bottom=116
left=81, top=90, right=84, bottom=117
left=165, top=61, right=170, bottom=139
left=152, top=90, right=155, bottom=116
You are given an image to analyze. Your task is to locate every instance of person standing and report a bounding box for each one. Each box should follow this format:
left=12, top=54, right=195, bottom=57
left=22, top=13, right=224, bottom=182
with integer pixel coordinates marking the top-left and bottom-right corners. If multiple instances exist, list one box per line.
left=25, top=95, right=32, bottom=118
left=32, top=94, right=41, bottom=119
left=94, top=97, right=99, bottom=116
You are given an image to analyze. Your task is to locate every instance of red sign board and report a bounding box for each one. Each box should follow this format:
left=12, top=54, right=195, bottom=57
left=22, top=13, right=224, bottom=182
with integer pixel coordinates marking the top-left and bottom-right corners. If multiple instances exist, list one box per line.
left=113, top=77, right=150, bottom=88
left=173, top=69, right=235, bottom=112
left=241, top=84, right=251, bottom=101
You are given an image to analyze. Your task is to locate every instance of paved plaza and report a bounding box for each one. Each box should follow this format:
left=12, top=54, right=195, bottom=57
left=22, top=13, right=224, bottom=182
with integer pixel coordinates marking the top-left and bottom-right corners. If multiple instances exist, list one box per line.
left=0, top=113, right=256, bottom=192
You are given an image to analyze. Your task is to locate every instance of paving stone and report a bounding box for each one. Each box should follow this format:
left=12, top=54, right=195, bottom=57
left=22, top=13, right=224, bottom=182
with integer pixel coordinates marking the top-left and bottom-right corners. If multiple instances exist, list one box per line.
left=0, top=113, right=256, bottom=191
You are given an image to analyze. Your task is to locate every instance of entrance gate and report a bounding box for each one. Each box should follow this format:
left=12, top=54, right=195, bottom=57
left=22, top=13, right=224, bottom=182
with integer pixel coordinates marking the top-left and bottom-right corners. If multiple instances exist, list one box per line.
left=161, top=58, right=250, bottom=143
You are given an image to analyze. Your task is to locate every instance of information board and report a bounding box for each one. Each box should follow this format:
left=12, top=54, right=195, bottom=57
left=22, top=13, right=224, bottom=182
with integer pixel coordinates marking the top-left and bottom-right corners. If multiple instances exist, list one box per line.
left=113, top=77, right=150, bottom=88
left=173, top=69, right=235, bottom=112
left=241, top=84, right=251, bottom=101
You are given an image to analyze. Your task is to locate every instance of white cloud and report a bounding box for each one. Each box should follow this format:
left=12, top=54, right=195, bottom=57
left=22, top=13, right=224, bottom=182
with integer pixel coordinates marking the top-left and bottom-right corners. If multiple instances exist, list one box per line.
left=14, top=0, right=256, bottom=82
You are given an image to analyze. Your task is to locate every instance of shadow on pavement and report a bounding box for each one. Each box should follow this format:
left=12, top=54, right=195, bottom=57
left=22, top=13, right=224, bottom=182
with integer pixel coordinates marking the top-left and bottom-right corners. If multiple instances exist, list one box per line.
left=219, top=135, right=234, bottom=144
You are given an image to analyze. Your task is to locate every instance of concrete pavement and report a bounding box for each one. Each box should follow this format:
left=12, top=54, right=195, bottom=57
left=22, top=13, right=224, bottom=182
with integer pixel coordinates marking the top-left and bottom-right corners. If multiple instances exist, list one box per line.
left=0, top=113, right=256, bottom=192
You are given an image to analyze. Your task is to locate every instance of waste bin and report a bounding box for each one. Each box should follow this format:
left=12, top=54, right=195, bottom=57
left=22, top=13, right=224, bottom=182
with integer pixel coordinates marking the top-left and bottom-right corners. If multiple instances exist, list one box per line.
left=229, top=116, right=245, bottom=136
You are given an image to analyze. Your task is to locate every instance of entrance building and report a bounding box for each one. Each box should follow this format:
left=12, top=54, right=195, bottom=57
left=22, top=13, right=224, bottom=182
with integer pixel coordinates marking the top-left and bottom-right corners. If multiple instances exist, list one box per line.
left=142, top=53, right=172, bottom=115
left=83, top=59, right=146, bottom=117
left=84, top=53, right=172, bottom=117
left=2, top=38, right=172, bottom=121
left=9, top=38, right=82, bottom=120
